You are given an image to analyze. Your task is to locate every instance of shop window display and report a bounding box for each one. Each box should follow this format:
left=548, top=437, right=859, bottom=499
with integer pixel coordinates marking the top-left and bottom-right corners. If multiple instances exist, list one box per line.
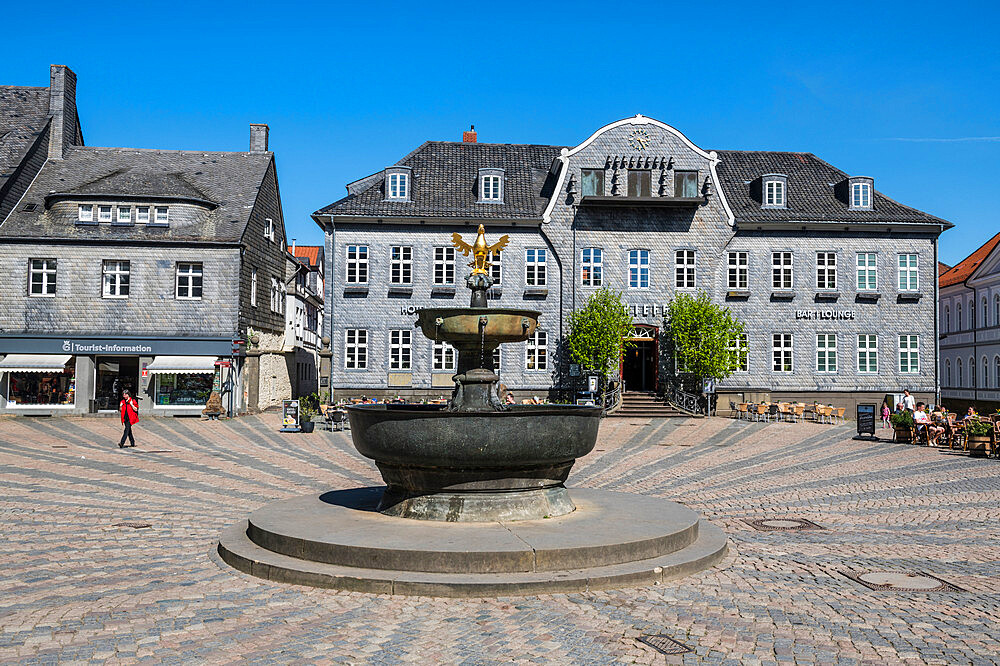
left=7, top=359, right=76, bottom=406
left=155, top=373, right=212, bottom=407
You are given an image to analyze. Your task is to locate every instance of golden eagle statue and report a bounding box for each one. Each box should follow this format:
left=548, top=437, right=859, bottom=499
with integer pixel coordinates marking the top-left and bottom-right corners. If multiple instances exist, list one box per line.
left=451, top=224, right=509, bottom=276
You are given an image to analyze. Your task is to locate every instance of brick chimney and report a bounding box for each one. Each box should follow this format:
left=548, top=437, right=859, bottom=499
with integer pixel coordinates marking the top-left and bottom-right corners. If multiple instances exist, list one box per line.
left=250, top=124, right=269, bottom=152
left=462, top=125, right=477, bottom=143
left=47, top=65, right=79, bottom=160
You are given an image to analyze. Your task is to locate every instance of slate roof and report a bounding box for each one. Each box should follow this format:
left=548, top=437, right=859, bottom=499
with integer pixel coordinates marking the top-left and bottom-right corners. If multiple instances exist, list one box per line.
left=317, top=141, right=949, bottom=229
left=316, top=142, right=563, bottom=220
left=292, top=245, right=321, bottom=267
left=712, top=151, right=950, bottom=226
left=939, top=231, right=1000, bottom=288
left=0, top=145, right=273, bottom=242
left=0, top=86, right=50, bottom=193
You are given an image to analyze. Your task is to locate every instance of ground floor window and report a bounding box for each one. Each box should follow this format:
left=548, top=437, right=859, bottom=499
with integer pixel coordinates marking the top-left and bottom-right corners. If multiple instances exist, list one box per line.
left=6, top=358, right=76, bottom=406
left=154, top=373, right=212, bottom=406
left=433, top=341, right=456, bottom=372
left=389, top=330, right=411, bottom=370
left=728, top=334, right=748, bottom=372
left=526, top=331, right=548, bottom=371
left=345, top=329, right=368, bottom=369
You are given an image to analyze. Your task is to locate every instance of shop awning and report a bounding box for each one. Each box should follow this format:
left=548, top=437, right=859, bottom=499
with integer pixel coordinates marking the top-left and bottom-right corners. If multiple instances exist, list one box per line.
left=145, top=356, right=218, bottom=374
left=0, top=354, right=72, bottom=373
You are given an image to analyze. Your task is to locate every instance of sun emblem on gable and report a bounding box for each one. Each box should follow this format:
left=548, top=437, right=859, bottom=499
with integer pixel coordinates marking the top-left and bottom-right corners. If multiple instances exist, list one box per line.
left=628, top=129, right=650, bottom=151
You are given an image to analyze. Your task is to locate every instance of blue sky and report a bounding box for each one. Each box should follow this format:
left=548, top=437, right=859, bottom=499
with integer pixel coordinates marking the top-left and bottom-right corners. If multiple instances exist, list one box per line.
left=6, top=0, right=998, bottom=265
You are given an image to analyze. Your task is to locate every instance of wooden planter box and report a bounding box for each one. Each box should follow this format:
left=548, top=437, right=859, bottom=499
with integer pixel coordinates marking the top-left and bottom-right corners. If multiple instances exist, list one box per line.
left=967, top=434, right=990, bottom=456
left=893, top=426, right=914, bottom=444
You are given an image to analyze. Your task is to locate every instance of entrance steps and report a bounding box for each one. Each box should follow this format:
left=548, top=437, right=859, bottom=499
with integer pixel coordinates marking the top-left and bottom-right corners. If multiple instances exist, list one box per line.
left=610, top=392, right=692, bottom=418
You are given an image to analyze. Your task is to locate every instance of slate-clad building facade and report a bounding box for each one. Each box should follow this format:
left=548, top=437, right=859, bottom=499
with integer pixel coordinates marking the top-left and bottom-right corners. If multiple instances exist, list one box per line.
left=0, top=65, right=290, bottom=416
left=315, top=117, right=951, bottom=410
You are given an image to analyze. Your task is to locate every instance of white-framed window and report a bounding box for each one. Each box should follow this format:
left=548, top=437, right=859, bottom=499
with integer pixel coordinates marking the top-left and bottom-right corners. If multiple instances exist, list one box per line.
left=116, top=206, right=131, bottom=224
left=434, top=246, right=456, bottom=285
left=897, top=254, right=918, bottom=291
left=250, top=269, right=257, bottom=307
left=816, top=333, right=837, bottom=373
left=102, top=260, right=130, bottom=298
left=269, top=277, right=279, bottom=312
left=175, top=262, right=203, bottom=300
left=346, top=245, right=369, bottom=284
left=815, top=252, right=837, bottom=290
left=581, top=248, right=602, bottom=286
left=628, top=249, right=649, bottom=289
left=263, top=218, right=275, bottom=242
left=772, top=252, right=792, bottom=289
left=432, top=341, right=457, bottom=372
left=154, top=206, right=169, bottom=225
left=526, top=248, right=547, bottom=287
left=136, top=206, right=150, bottom=223
left=851, top=182, right=871, bottom=208
left=492, top=347, right=502, bottom=373
left=345, top=329, right=368, bottom=369
left=387, top=172, right=408, bottom=200
left=390, top=246, right=412, bottom=285
left=78, top=204, right=93, bottom=222
left=727, top=251, right=748, bottom=290
left=389, top=330, right=411, bottom=370
left=728, top=333, right=748, bottom=372
left=856, top=253, right=877, bottom=291
left=481, top=174, right=502, bottom=202
left=898, top=334, right=919, bottom=373
left=526, top=330, right=547, bottom=371
left=765, top=180, right=785, bottom=206
left=98, top=205, right=112, bottom=222
left=772, top=333, right=792, bottom=372
left=857, top=334, right=878, bottom=374
left=675, top=250, right=696, bottom=288
left=29, top=258, right=57, bottom=297
left=489, top=249, right=502, bottom=286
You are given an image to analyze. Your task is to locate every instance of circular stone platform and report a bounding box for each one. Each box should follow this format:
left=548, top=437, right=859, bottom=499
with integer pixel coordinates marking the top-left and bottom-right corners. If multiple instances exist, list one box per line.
left=217, top=487, right=728, bottom=597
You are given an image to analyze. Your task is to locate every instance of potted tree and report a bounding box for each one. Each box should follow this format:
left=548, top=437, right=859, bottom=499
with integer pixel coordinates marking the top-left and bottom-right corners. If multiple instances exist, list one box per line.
left=964, top=419, right=992, bottom=457
left=298, top=393, right=319, bottom=433
left=889, top=410, right=915, bottom=443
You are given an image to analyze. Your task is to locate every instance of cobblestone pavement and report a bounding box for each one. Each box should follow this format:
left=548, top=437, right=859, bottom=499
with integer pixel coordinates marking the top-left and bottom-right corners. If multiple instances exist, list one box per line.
left=2, top=414, right=999, bottom=665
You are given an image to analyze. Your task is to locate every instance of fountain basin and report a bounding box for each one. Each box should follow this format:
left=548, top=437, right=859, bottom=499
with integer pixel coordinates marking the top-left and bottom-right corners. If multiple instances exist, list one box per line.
left=416, top=307, right=540, bottom=345
left=347, top=404, right=602, bottom=522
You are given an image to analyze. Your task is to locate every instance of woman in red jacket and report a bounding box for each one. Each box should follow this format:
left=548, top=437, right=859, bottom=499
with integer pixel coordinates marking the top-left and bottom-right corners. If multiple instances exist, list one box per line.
left=118, top=389, right=139, bottom=448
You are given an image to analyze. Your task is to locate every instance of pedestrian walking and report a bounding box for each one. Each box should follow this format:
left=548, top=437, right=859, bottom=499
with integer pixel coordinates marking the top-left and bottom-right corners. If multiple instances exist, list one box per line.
left=881, top=400, right=891, bottom=429
left=118, top=389, right=138, bottom=448
left=901, top=389, right=915, bottom=412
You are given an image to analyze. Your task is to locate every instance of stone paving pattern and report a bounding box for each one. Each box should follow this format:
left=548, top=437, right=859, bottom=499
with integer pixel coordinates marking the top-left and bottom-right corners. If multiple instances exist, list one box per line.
left=1, top=414, right=999, bottom=664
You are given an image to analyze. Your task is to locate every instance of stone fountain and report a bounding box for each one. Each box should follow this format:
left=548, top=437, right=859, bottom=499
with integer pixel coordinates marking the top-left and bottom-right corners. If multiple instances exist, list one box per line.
left=218, top=225, right=727, bottom=597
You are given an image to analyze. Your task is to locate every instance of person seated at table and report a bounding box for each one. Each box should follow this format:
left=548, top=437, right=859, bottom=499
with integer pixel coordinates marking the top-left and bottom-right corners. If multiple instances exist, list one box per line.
left=913, top=402, right=944, bottom=445
left=961, top=406, right=978, bottom=421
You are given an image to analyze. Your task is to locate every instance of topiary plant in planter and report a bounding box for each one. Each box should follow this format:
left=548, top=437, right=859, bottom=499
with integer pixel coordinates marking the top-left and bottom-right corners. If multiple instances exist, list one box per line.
left=965, top=419, right=993, bottom=456
left=889, top=411, right=915, bottom=443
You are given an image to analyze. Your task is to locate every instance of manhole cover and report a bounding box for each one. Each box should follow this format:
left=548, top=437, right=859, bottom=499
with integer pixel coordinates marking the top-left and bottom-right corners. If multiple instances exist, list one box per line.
left=841, top=571, right=964, bottom=592
left=743, top=517, right=824, bottom=531
left=638, top=635, right=692, bottom=655
left=112, top=521, right=152, bottom=529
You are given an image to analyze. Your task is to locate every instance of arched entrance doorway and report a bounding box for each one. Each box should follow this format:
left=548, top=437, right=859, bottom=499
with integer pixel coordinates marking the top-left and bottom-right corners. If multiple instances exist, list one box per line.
left=622, top=325, right=658, bottom=392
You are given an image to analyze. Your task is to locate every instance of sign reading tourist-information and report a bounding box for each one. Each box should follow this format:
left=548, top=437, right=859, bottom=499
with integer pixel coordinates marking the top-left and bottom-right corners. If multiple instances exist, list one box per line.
left=0, top=335, right=234, bottom=356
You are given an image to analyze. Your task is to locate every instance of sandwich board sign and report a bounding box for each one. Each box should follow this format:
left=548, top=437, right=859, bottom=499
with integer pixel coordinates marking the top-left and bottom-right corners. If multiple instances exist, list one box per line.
left=281, top=399, right=300, bottom=432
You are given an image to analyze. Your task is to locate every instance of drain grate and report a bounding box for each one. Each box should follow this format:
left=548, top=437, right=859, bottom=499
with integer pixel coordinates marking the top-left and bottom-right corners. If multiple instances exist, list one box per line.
left=145, top=450, right=173, bottom=453
left=112, top=521, right=152, bottom=529
left=638, top=635, right=693, bottom=655
left=841, top=570, right=965, bottom=593
left=743, top=517, right=824, bottom=531
left=52, top=445, right=68, bottom=449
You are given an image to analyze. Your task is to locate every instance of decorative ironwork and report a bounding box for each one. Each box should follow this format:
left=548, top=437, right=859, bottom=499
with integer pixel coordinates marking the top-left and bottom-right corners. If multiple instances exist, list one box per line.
left=666, top=383, right=702, bottom=415
left=638, top=635, right=693, bottom=655
left=627, top=326, right=657, bottom=340
left=743, top=518, right=824, bottom=531
left=840, top=571, right=965, bottom=593
left=603, top=382, right=623, bottom=414
left=112, top=521, right=151, bottom=529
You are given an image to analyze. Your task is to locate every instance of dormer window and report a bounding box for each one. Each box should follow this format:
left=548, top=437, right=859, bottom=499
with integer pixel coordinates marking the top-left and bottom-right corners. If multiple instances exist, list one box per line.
left=385, top=167, right=412, bottom=201
left=478, top=168, right=504, bottom=203
left=849, top=177, right=873, bottom=209
left=153, top=206, right=169, bottom=225
left=116, top=206, right=132, bottom=225
left=98, top=205, right=113, bottom=222
left=78, top=204, right=94, bottom=223
left=762, top=174, right=787, bottom=208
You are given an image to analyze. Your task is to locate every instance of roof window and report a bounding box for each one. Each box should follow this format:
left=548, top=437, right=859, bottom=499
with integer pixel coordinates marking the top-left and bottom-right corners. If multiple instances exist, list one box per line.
left=848, top=176, right=873, bottom=210
left=762, top=174, right=787, bottom=209
left=384, top=167, right=412, bottom=202
left=478, top=168, right=504, bottom=203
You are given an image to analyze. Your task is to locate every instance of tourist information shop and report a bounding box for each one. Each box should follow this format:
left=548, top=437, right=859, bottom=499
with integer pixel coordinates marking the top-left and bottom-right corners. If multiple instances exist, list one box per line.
left=0, top=335, right=238, bottom=417
left=313, top=117, right=950, bottom=409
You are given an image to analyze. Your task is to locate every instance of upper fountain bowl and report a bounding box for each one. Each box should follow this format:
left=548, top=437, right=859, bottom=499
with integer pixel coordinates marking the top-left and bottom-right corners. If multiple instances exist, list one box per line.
left=416, top=307, right=540, bottom=346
